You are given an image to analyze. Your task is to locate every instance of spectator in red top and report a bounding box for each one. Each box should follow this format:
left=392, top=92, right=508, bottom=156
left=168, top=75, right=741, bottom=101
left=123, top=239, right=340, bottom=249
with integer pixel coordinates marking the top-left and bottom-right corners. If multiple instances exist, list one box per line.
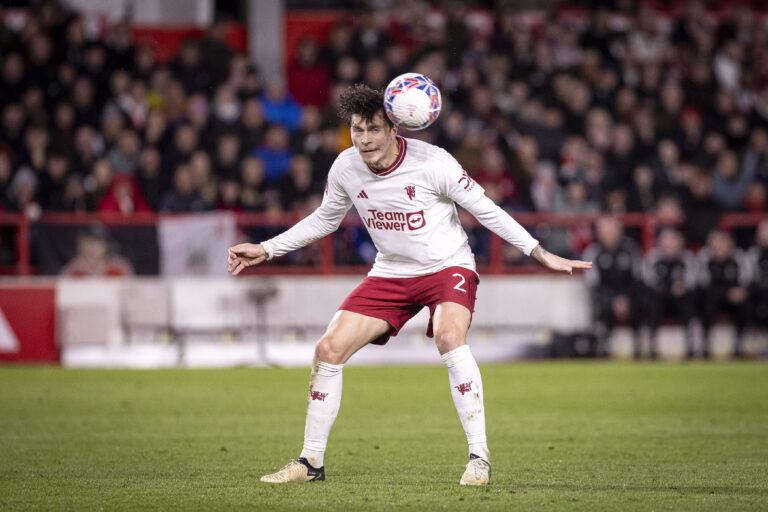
left=60, top=226, right=134, bottom=277
left=217, top=178, right=243, bottom=212
left=98, top=174, right=152, bottom=215
left=472, top=147, right=517, bottom=208
left=288, top=37, right=330, bottom=107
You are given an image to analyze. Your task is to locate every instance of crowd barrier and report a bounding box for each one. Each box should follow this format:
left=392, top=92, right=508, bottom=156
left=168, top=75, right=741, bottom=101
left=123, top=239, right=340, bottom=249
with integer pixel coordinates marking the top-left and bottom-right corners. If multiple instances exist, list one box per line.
left=2, top=211, right=767, bottom=277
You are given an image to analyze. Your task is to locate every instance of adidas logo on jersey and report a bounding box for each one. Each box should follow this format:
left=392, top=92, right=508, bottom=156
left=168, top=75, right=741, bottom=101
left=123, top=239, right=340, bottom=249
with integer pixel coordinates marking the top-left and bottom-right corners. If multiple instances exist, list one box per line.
left=357, top=190, right=369, bottom=199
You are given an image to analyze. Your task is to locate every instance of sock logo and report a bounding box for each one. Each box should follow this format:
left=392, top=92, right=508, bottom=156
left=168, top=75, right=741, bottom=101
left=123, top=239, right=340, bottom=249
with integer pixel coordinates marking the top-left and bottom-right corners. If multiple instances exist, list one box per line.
left=455, top=381, right=473, bottom=395
left=310, top=390, right=328, bottom=401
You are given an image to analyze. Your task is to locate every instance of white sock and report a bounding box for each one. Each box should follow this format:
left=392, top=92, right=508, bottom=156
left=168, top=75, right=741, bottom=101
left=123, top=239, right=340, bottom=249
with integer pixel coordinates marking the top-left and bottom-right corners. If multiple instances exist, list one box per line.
left=299, top=359, right=343, bottom=468
left=441, top=345, right=489, bottom=461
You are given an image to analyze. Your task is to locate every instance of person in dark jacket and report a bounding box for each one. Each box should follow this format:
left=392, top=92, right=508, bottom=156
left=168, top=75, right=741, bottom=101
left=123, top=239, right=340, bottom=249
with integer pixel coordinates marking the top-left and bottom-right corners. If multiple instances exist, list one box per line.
left=159, top=164, right=210, bottom=213
left=642, top=228, right=698, bottom=359
left=747, top=219, right=768, bottom=337
left=696, top=229, right=751, bottom=358
left=583, top=215, right=643, bottom=357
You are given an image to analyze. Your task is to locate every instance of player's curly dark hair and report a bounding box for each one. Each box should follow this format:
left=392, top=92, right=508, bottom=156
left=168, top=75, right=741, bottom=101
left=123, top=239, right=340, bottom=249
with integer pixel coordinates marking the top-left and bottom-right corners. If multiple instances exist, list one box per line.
left=337, top=83, right=393, bottom=127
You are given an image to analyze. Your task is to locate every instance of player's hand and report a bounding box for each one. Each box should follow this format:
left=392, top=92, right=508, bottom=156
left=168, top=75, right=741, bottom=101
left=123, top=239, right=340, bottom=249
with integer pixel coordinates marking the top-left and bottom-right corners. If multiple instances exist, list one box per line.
left=531, top=244, right=592, bottom=275
left=228, top=243, right=267, bottom=275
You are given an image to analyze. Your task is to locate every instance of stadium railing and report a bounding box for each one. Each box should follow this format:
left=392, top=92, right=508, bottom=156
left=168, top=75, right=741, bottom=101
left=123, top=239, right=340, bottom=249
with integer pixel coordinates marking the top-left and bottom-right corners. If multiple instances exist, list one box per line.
left=0, top=211, right=766, bottom=276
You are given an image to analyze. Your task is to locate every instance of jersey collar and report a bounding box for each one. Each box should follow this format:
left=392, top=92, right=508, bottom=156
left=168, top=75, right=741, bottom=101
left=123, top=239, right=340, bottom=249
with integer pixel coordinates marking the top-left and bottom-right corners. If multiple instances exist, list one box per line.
left=366, top=136, right=407, bottom=177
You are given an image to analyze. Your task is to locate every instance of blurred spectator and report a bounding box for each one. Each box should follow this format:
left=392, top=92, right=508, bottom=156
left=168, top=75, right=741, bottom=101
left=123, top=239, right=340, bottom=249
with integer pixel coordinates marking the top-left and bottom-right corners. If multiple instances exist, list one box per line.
left=628, top=7, right=667, bottom=64
left=254, top=125, right=293, bottom=182
left=291, top=106, right=324, bottom=154
left=107, top=130, right=142, bottom=174
left=82, top=158, right=111, bottom=210
left=583, top=216, right=643, bottom=358
left=7, top=167, right=40, bottom=217
left=61, top=174, right=88, bottom=212
left=189, top=150, right=217, bottom=205
left=98, top=175, right=151, bottom=215
left=72, top=125, right=103, bottom=174
left=238, top=97, right=267, bottom=151
left=697, top=229, right=751, bottom=358
left=160, top=164, right=209, bottom=212
left=260, top=81, right=302, bottom=132
left=37, top=150, right=71, bottom=211
left=473, top=147, right=517, bottom=208
left=72, top=76, right=100, bottom=128
left=626, top=164, right=662, bottom=212
left=3, top=103, right=27, bottom=152
left=240, top=156, right=268, bottom=211
left=682, top=168, right=722, bottom=247
left=0, top=151, right=12, bottom=206
left=642, top=228, right=698, bottom=359
left=171, top=40, right=210, bottom=94
left=210, top=84, right=241, bottom=130
left=164, top=123, right=198, bottom=172
left=1, top=52, right=27, bottom=105
left=712, top=150, right=755, bottom=210
left=217, top=178, right=242, bottom=211
left=21, top=124, right=49, bottom=173
left=748, top=220, right=768, bottom=333
left=213, top=131, right=242, bottom=180
left=350, top=10, right=391, bottom=62
left=199, top=22, right=233, bottom=86
left=60, top=226, right=134, bottom=277
left=288, top=38, right=331, bottom=107
left=277, top=154, right=320, bottom=210
left=136, top=146, right=164, bottom=210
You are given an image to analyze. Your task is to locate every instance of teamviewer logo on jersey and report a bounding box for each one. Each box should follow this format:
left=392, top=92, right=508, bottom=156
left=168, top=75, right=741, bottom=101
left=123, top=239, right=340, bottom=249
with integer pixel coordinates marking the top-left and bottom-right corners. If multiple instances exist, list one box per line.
left=406, top=211, right=425, bottom=230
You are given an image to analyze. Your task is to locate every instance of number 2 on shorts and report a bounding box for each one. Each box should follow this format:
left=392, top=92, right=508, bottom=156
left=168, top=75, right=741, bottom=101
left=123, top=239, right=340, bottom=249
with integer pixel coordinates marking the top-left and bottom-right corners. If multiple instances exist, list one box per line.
left=452, top=273, right=467, bottom=293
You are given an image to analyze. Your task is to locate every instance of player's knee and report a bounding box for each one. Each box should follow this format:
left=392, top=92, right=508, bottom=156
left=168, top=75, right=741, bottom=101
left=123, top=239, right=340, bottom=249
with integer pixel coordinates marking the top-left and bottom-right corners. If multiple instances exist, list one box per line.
left=315, top=335, right=346, bottom=364
left=434, top=328, right=464, bottom=353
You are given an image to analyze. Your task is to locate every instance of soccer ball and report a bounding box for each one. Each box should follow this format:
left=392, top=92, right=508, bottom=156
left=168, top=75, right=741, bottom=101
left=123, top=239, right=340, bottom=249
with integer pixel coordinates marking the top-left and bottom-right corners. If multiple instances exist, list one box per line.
left=383, top=73, right=442, bottom=130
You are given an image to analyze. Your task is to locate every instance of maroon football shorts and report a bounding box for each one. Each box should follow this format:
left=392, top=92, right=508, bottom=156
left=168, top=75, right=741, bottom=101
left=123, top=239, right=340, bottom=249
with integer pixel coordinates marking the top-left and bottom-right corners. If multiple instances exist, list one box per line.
left=338, top=266, right=479, bottom=345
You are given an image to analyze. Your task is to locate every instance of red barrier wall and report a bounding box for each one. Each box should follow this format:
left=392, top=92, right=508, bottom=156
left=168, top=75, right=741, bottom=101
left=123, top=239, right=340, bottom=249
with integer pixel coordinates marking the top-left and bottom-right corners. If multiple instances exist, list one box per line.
left=132, top=23, right=247, bottom=63
left=0, top=287, right=57, bottom=363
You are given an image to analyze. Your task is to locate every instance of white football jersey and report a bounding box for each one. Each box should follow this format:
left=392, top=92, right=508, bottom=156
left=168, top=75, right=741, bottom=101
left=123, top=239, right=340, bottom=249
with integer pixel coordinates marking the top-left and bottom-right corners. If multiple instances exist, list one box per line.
left=266, top=136, right=539, bottom=277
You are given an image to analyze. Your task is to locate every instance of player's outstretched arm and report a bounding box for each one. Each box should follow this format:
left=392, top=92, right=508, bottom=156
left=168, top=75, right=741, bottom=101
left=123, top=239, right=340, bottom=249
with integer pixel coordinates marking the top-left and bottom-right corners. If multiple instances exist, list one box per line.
left=228, top=243, right=267, bottom=275
left=530, top=244, right=592, bottom=275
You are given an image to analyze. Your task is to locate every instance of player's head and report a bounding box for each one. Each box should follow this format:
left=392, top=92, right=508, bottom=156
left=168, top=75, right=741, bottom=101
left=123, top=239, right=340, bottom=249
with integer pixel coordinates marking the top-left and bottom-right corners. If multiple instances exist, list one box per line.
left=338, top=83, right=398, bottom=169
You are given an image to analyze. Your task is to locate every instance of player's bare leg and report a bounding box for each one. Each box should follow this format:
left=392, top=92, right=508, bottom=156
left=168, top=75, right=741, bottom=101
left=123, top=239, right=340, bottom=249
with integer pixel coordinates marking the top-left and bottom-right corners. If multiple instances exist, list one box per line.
left=432, top=302, right=491, bottom=486
left=261, top=310, right=390, bottom=483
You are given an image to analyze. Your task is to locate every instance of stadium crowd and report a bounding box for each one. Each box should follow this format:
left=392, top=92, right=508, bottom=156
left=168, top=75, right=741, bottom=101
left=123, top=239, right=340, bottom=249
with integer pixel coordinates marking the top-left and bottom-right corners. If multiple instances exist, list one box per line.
left=2, top=2, right=767, bottom=220
left=1, top=2, right=767, bottom=254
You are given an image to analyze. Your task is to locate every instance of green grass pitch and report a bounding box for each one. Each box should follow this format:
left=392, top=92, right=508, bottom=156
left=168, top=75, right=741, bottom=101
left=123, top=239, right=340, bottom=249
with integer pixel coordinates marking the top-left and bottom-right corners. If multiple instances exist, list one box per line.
left=1, top=362, right=767, bottom=511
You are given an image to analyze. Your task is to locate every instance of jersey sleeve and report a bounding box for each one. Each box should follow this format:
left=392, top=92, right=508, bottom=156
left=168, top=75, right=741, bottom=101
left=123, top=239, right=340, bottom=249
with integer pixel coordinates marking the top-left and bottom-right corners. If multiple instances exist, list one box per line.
left=264, top=156, right=353, bottom=259
left=430, top=148, right=487, bottom=208
left=431, top=149, right=539, bottom=256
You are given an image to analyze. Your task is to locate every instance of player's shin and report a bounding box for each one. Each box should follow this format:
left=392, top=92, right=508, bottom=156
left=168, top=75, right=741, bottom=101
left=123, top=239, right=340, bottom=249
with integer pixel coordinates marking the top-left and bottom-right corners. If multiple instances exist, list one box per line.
left=299, top=359, right=343, bottom=469
left=441, top=345, right=489, bottom=461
